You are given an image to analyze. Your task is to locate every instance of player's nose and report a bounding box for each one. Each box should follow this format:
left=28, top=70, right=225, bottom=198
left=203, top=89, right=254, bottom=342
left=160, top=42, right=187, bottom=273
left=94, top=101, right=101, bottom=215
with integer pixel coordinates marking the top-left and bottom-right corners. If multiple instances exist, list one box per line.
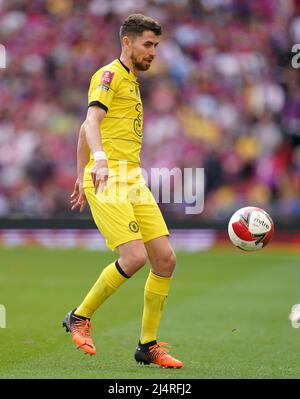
left=149, top=47, right=156, bottom=58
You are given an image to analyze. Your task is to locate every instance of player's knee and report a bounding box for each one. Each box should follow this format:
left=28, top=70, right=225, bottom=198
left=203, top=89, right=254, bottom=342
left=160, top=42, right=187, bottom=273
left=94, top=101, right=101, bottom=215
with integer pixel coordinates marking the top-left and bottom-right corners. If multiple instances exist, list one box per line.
left=122, top=252, right=147, bottom=271
left=133, top=253, right=148, bottom=269
left=155, top=249, right=176, bottom=276
left=166, top=250, right=176, bottom=272
left=169, top=250, right=176, bottom=269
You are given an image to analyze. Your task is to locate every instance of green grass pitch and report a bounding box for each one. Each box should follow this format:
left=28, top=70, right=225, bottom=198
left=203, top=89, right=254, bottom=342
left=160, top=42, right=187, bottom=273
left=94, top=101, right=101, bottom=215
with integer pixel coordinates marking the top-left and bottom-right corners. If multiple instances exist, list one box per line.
left=0, top=246, right=300, bottom=379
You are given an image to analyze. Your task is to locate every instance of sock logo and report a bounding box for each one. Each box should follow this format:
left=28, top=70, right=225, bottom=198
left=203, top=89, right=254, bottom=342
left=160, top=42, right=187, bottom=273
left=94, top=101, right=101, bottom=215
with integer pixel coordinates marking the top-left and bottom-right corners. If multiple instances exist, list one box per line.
left=129, top=221, right=139, bottom=233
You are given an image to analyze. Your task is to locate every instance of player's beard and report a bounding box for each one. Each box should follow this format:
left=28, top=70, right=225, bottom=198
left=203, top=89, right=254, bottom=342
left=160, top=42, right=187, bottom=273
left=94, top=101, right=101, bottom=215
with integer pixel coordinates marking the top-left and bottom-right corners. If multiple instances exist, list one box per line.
left=131, top=53, right=152, bottom=71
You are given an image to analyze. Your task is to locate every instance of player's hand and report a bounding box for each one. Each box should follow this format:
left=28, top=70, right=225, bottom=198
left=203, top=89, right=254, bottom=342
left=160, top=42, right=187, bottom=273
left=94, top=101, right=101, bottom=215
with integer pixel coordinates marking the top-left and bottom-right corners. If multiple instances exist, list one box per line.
left=289, top=304, right=300, bottom=328
left=91, top=159, right=109, bottom=194
left=70, top=178, right=86, bottom=213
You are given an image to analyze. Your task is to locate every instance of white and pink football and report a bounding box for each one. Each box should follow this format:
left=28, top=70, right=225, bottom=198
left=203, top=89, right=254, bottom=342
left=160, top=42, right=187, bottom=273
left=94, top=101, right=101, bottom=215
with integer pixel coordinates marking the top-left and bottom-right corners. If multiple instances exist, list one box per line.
left=228, top=207, right=274, bottom=251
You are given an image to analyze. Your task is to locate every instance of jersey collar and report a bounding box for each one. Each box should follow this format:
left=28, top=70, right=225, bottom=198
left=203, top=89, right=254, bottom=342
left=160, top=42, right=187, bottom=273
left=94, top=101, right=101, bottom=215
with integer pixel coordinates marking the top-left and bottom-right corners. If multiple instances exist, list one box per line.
left=118, top=58, right=137, bottom=82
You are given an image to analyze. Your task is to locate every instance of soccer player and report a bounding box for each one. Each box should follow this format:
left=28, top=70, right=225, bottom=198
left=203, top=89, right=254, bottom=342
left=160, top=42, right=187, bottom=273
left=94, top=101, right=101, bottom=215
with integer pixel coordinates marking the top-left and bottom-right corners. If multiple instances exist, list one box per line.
left=63, top=14, right=183, bottom=369
left=289, top=304, right=300, bottom=328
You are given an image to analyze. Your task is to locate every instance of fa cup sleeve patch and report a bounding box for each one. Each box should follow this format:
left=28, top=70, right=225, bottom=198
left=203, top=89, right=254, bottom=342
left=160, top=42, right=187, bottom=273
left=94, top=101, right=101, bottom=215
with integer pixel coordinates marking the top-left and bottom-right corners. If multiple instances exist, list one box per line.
left=101, top=71, right=115, bottom=86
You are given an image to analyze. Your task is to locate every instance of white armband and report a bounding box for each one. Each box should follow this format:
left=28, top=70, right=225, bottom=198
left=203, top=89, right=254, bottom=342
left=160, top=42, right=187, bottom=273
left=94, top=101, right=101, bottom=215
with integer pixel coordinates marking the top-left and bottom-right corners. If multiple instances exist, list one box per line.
left=93, top=151, right=107, bottom=161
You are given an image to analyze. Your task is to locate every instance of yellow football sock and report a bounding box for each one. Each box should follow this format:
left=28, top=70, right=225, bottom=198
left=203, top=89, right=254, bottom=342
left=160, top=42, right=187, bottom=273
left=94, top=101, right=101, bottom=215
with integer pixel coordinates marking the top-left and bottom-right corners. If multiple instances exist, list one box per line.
left=140, top=271, right=172, bottom=344
left=75, top=261, right=128, bottom=319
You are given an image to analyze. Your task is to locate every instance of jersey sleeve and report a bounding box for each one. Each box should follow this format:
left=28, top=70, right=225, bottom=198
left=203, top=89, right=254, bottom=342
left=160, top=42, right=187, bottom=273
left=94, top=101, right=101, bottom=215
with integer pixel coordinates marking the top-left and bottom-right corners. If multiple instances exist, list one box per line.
left=88, top=68, right=119, bottom=112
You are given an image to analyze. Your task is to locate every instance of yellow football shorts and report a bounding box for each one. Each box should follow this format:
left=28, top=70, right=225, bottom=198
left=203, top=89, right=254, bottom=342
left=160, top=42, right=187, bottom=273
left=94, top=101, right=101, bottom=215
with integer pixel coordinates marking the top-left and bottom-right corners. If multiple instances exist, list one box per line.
left=84, top=178, right=169, bottom=251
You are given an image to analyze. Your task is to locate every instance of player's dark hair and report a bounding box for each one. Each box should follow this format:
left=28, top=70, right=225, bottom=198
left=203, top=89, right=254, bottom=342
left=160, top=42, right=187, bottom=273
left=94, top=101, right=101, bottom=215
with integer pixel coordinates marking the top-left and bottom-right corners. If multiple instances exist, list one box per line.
left=119, top=14, right=162, bottom=41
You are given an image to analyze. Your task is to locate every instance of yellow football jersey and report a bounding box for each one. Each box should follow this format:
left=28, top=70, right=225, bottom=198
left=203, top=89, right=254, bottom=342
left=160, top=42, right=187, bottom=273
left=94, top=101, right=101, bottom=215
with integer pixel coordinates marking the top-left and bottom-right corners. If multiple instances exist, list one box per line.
left=83, top=58, right=144, bottom=186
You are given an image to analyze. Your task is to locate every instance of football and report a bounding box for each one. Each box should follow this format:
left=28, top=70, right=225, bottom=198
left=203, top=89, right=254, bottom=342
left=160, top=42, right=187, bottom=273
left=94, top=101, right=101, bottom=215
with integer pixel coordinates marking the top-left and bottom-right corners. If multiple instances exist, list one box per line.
left=228, top=206, right=274, bottom=251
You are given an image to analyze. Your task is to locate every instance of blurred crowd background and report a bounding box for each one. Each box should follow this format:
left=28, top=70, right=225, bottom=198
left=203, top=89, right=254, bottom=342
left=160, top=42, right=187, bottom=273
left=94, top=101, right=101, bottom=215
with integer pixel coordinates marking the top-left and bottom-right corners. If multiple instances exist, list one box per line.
left=0, top=0, right=300, bottom=223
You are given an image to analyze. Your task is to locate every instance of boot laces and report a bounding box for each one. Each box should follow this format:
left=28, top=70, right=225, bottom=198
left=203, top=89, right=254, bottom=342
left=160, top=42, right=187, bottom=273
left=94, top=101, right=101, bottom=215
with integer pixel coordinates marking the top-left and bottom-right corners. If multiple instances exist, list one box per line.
left=149, top=342, right=171, bottom=360
left=73, top=318, right=92, bottom=338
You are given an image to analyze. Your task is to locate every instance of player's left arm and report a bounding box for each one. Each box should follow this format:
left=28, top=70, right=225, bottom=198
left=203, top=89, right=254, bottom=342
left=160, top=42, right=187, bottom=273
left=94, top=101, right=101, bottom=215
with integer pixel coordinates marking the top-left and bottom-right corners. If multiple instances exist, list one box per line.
left=70, top=123, right=90, bottom=213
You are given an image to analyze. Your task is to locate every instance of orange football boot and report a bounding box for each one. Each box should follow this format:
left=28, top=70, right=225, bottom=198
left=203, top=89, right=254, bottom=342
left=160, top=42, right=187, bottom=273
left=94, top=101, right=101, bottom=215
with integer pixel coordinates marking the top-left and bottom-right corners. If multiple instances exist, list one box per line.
left=135, top=341, right=183, bottom=368
left=62, top=309, right=96, bottom=355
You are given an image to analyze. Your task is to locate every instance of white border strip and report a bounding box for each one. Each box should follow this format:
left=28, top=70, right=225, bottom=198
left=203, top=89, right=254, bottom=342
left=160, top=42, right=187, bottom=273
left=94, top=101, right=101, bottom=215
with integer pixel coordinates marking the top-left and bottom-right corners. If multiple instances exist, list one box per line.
left=0, top=229, right=216, bottom=252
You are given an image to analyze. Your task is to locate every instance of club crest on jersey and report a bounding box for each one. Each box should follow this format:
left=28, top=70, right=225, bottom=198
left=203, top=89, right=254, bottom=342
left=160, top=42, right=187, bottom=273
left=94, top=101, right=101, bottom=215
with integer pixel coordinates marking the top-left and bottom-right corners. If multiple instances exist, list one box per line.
left=101, top=71, right=114, bottom=86
left=129, top=221, right=139, bottom=233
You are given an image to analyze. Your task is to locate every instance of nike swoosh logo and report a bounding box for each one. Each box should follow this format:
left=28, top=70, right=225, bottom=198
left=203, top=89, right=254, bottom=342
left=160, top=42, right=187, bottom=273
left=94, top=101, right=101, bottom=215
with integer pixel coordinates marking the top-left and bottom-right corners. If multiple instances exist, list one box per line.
left=80, top=342, right=95, bottom=349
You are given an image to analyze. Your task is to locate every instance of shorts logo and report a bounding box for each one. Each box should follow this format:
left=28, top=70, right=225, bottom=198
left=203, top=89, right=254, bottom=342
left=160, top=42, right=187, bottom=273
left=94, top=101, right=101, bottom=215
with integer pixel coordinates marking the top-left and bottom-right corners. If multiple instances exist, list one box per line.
left=129, top=221, right=139, bottom=233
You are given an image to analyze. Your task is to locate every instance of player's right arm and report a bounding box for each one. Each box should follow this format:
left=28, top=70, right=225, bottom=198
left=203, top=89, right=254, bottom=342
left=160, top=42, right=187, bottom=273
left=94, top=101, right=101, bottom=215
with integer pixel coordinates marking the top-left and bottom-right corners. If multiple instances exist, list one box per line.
left=70, top=123, right=90, bottom=212
left=85, top=67, right=119, bottom=193
left=84, top=106, right=108, bottom=194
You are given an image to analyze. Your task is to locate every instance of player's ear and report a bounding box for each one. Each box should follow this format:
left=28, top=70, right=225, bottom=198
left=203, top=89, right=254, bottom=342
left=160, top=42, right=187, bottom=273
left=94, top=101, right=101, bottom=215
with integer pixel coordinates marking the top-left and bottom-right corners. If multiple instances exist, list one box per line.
left=122, top=35, right=132, bottom=49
